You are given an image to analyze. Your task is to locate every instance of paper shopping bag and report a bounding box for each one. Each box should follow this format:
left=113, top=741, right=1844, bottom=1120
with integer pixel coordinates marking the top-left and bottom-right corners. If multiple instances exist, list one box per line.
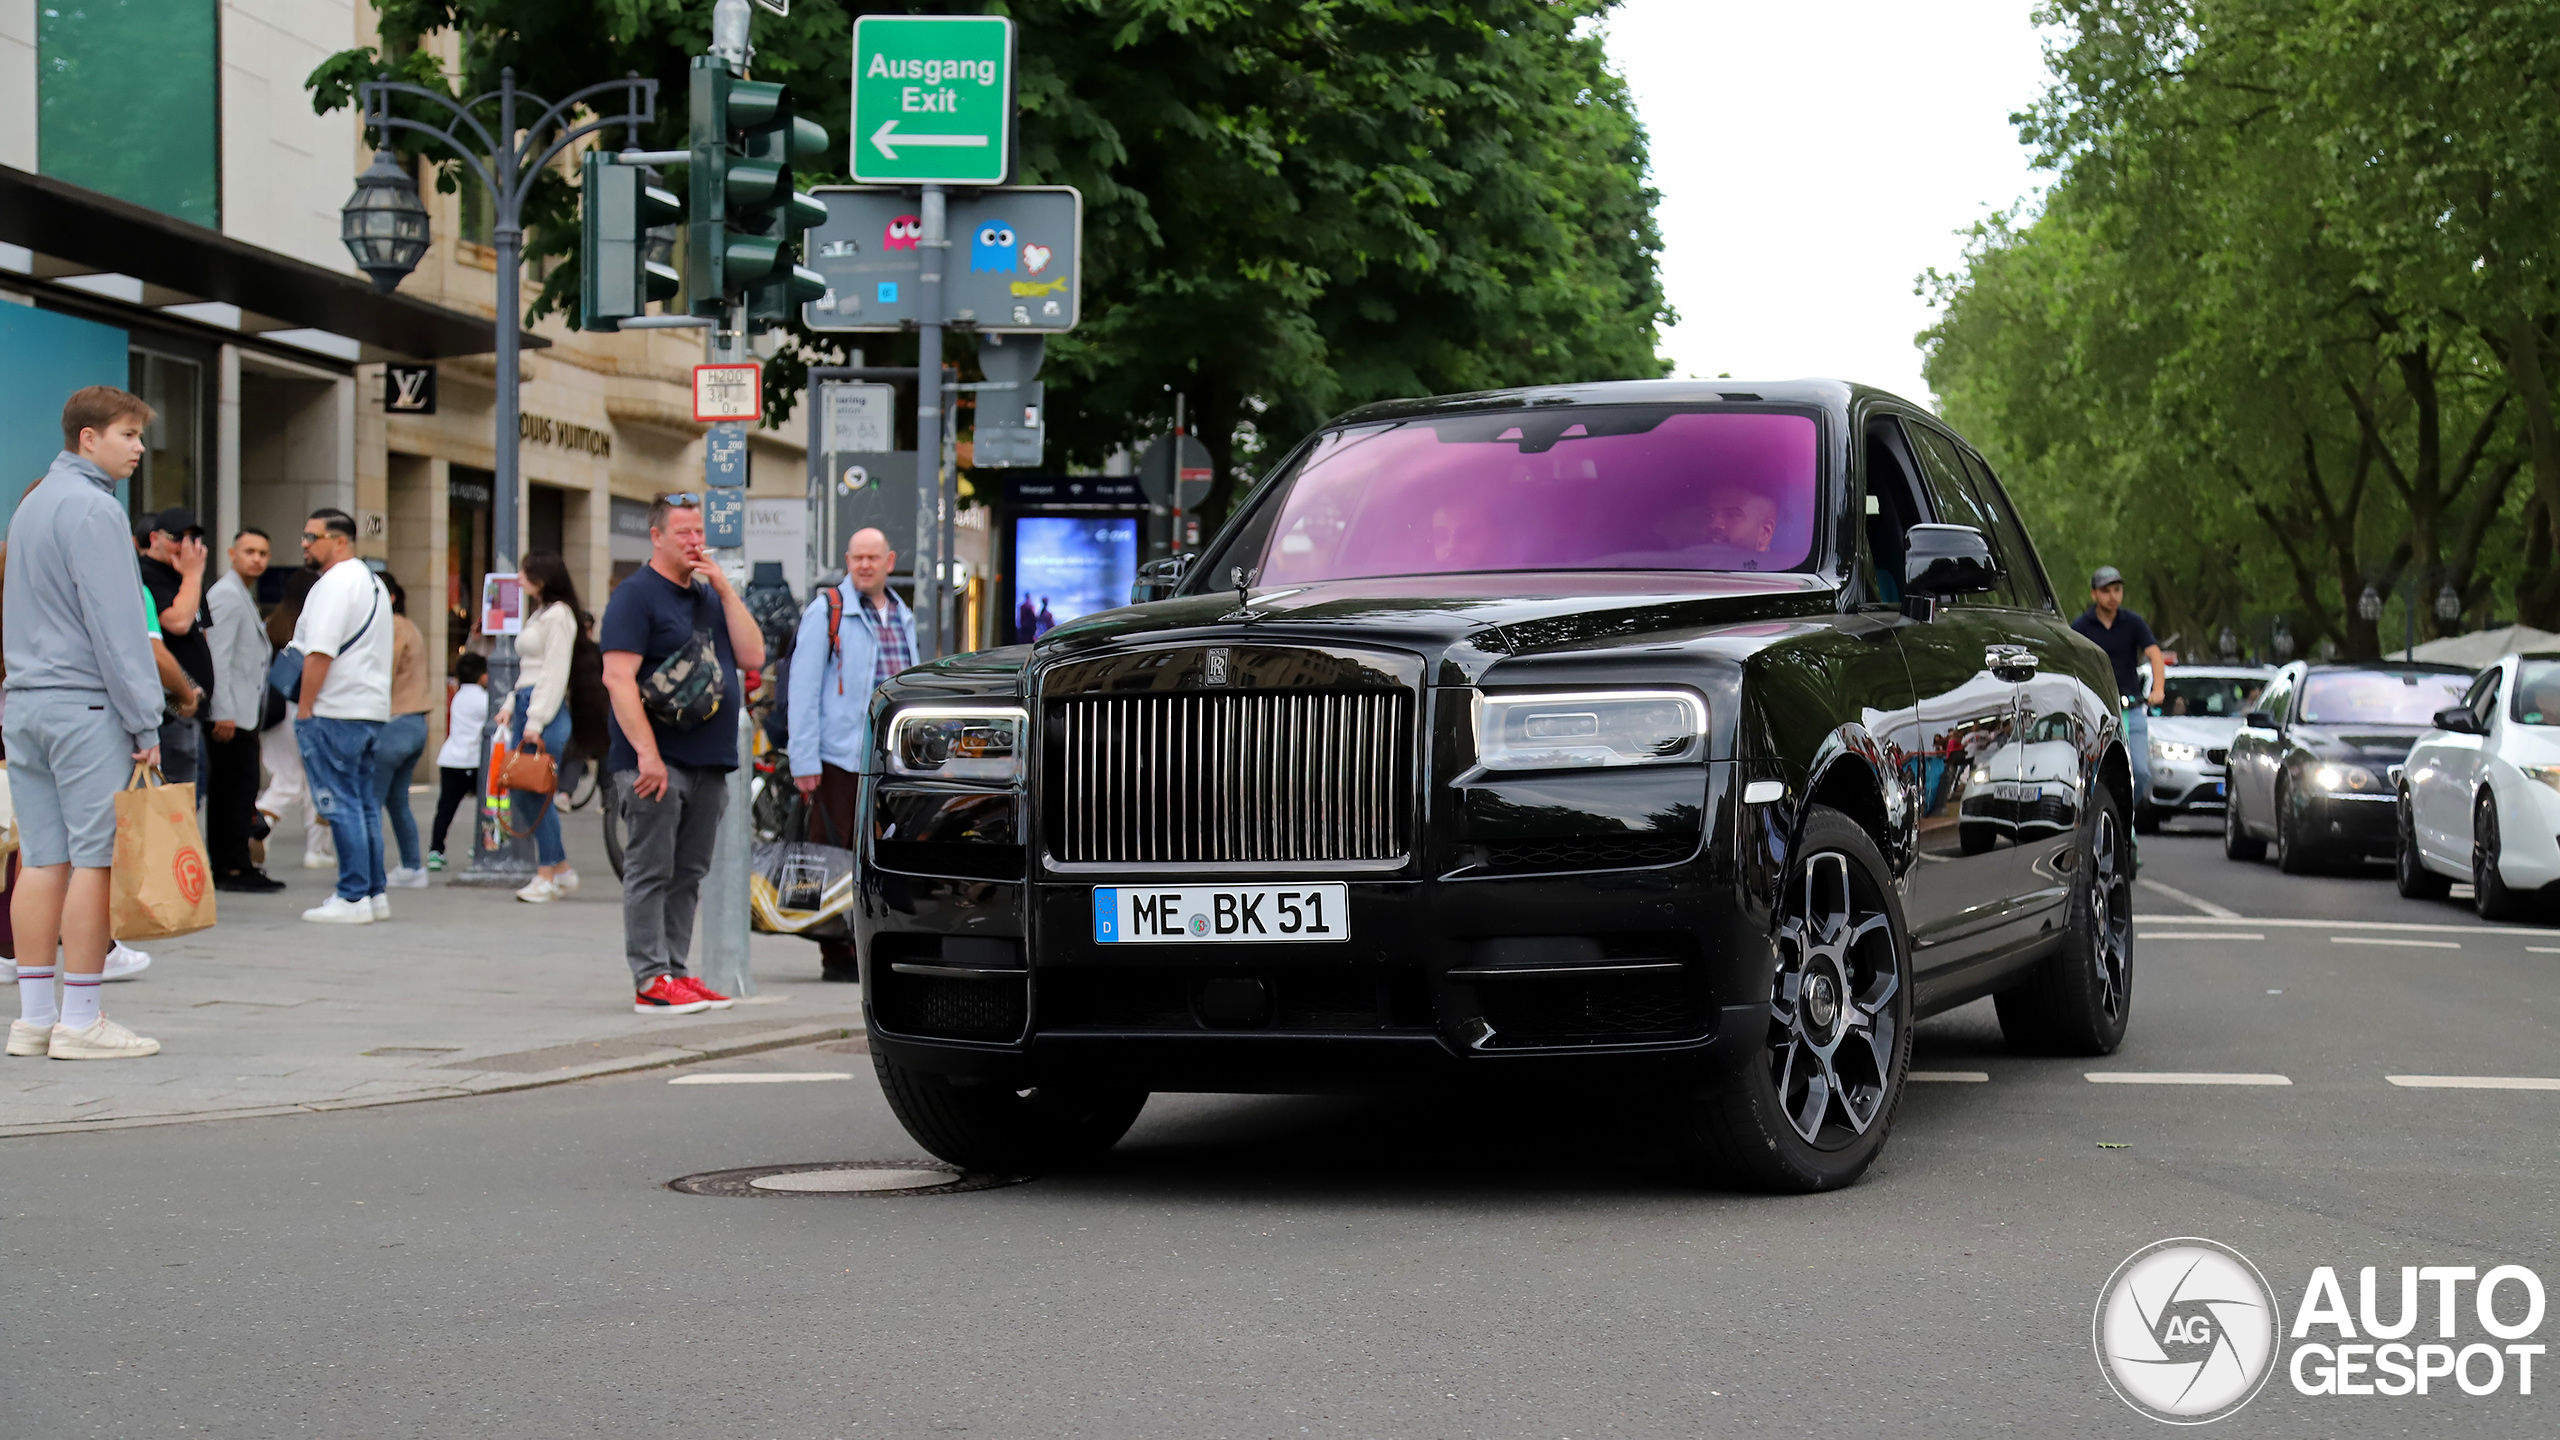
left=111, top=764, right=217, bottom=942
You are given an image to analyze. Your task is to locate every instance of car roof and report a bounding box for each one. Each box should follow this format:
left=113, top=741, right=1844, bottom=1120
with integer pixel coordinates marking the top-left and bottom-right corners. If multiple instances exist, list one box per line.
left=2298, top=660, right=2473, bottom=675
left=1326, top=377, right=1901, bottom=427
left=2165, top=665, right=2274, bottom=676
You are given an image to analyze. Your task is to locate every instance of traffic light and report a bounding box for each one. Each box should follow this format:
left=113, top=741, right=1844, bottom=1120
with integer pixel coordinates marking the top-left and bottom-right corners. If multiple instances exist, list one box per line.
left=687, top=57, right=829, bottom=321
left=578, top=152, right=681, bottom=332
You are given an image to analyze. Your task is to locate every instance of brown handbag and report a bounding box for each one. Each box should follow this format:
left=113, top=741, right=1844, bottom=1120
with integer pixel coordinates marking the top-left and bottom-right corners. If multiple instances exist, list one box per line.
left=502, top=737, right=558, bottom=795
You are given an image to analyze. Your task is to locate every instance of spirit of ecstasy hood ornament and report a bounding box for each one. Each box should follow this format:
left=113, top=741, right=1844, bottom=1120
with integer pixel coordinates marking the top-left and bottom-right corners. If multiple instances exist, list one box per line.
left=1221, top=566, right=1265, bottom=623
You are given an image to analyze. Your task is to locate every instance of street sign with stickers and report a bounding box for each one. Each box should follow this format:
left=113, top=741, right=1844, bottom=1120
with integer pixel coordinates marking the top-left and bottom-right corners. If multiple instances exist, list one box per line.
left=693, top=363, right=762, bottom=422
left=801, top=186, right=1080, bottom=334
left=850, top=14, right=1014, bottom=186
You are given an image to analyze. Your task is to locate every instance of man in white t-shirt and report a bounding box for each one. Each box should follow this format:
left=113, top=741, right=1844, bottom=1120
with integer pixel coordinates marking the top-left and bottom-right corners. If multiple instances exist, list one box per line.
left=290, top=509, right=394, bottom=924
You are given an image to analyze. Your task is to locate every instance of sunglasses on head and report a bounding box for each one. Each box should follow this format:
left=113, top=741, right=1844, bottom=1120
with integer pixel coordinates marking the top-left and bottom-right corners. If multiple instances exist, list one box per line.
left=659, top=492, right=701, bottom=506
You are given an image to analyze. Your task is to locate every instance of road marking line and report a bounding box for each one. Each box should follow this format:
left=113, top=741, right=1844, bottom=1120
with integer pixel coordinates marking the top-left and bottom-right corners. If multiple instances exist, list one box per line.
left=667, top=1072, right=855, bottom=1085
left=1909, top=1070, right=1989, bottom=1082
left=2331, top=936, right=2460, bottom=949
left=2138, top=916, right=2559, bottom=937
left=2530, top=947, right=2560, bottom=955
left=2136, top=877, right=2242, bottom=918
left=2137, top=932, right=2265, bottom=941
left=2087, top=1072, right=2292, bottom=1086
left=2386, top=1075, right=2560, bottom=1090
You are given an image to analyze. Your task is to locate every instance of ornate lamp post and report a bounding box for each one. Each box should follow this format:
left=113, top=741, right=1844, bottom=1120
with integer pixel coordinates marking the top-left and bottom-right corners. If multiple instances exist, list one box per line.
left=338, top=69, right=660, bottom=884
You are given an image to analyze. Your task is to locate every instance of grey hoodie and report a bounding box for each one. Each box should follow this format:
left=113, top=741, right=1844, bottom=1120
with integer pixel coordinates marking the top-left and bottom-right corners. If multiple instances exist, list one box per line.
left=4, top=451, right=165, bottom=748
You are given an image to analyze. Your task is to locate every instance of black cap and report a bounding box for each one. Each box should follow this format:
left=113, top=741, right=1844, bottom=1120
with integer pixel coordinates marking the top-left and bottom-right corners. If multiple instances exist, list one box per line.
left=2090, top=565, right=2124, bottom=589
left=154, top=506, right=201, bottom=537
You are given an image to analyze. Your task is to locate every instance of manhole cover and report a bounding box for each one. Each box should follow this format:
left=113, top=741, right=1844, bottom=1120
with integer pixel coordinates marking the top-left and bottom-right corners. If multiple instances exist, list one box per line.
left=666, top=1159, right=1027, bottom=1198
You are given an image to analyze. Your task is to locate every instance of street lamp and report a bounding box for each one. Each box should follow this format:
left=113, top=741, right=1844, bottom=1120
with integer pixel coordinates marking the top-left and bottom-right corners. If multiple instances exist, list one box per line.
left=2217, top=626, right=2238, bottom=661
left=2272, top=618, right=2295, bottom=661
left=340, top=68, right=660, bottom=885
left=2358, top=584, right=2384, bottom=623
left=340, top=148, right=431, bottom=292
left=2436, top=582, right=2463, bottom=625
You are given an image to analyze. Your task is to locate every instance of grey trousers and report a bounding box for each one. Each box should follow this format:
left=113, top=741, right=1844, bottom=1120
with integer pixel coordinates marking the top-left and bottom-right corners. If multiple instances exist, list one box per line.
left=615, top=764, right=731, bottom=986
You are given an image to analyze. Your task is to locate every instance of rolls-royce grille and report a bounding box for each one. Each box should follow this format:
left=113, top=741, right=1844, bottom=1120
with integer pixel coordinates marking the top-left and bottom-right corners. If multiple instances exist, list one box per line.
left=1051, top=692, right=1413, bottom=863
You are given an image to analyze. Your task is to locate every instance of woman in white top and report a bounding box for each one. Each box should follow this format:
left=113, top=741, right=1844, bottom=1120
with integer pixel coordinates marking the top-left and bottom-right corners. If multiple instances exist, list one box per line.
left=510, top=551, right=582, bottom=902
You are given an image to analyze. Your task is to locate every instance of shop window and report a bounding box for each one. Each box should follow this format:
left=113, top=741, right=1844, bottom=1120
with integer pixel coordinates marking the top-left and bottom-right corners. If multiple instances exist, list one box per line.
left=129, top=350, right=201, bottom=521
left=39, top=1, right=220, bottom=229
left=449, top=466, right=495, bottom=659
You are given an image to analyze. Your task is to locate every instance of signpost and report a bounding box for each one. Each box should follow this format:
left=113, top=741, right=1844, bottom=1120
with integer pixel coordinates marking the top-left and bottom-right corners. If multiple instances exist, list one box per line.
left=850, top=14, right=1015, bottom=186
left=693, top=362, right=762, bottom=421
left=800, top=186, right=1081, bottom=334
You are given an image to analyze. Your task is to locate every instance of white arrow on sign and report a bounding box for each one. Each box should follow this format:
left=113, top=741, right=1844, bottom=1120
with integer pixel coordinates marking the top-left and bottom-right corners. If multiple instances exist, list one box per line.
left=871, top=118, right=993, bottom=160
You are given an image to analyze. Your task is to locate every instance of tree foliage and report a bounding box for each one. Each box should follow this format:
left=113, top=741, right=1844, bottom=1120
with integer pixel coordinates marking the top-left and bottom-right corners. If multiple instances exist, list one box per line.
left=311, top=2, right=1669, bottom=514
left=1926, top=0, right=2560, bottom=657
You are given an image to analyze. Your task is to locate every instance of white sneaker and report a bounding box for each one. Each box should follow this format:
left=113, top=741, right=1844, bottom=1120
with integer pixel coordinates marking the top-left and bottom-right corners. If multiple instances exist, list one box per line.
left=386, top=866, right=431, bottom=890
left=514, top=876, right=558, bottom=904
left=552, top=868, right=580, bottom=895
left=7, top=1019, right=52, bottom=1057
left=101, top=943, right=151, bottom=982
left=48, top=1016, right=160, bottom=1060
left=302, top=848, right=334, bottom=870
left=370, top=893, right=390, bottom=920
left=302, top=893, right=374, bottom=924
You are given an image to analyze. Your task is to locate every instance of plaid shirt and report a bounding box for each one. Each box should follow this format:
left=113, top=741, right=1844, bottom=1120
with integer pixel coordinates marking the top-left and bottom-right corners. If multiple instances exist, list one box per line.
left=857, top=588, right=915, bottom=691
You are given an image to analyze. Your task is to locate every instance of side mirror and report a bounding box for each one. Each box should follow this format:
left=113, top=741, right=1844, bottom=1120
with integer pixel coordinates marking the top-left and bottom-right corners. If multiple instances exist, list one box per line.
left=1902, top=524, right=2002, bottom=598
left=1130, top=553, right=1195, bottom=604
left=2242, top=710, right=2276, bottom=730
left=2432, top=706, right=2483, bottom=736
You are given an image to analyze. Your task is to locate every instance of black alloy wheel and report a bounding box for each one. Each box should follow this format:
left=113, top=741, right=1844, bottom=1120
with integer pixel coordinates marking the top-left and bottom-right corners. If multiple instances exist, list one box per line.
left=2395, top=789, right=2452, bottom=900
left=2274, top=777, right=2320, bottom=874
left=2223, top=778, right=2266, bottom=861
left=1996, top=786, right=2134, bottom=1055
left=2473, top=793, right=2534, bottom=921
left=1678, top=805, right=1911, bottom=1192
left=872, top=1053, right=1149, bottom=1174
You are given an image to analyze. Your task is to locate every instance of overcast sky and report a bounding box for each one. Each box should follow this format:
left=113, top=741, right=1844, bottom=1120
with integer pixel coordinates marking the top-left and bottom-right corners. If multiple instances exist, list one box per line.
left=1603, top=1, right=2055, bottom=407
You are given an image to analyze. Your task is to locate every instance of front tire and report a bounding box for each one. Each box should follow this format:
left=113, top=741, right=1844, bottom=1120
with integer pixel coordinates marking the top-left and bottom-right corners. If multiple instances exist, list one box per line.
left=2395, top=790, right=2451, bottom=900
left=1677, top=806, right=1911, bottom=1192
left=1996, top=787, right=2133, bottom=1056
left=2474, top=794, right=2534, bottom=921
left=2223, top=784, right=2266, bottom=861
left=873, top=1053, right=1148, bottom=1173
left=2274, top=779, right=2320, bottom=874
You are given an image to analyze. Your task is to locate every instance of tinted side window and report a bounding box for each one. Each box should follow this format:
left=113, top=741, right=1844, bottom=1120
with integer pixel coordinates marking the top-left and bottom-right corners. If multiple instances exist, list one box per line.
left=2469, top=671, right=2502, bottom=728
left=1859, top=418, right=1935, bottom=604
left=1904, top=423, right=2024, bottom=608
left=1958, top=449, right=2054, bottom=611
left=2257, top=675, right=2293, bottom=726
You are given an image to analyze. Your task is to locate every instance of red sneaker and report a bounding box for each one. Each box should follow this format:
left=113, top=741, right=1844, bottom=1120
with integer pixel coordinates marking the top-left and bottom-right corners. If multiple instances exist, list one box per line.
left=634, top=975, right=711, bottom=1015
left=675, top=975, right=736, bottom=1010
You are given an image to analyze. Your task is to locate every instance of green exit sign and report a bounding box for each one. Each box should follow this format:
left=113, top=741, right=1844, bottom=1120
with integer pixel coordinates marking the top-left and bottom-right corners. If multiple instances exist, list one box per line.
left=850, top=14, right=1014, bottom=186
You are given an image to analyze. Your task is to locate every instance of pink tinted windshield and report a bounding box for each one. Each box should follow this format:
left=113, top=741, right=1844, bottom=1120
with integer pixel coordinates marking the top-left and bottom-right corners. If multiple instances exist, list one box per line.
left=1255, top=410, right=1821, bottom=583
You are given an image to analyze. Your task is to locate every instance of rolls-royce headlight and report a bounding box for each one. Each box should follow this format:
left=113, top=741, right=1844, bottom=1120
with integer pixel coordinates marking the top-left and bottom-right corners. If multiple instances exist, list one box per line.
left=1472, top=690, right=1706, bottom=771
left=2150, top=741, right=2202, bottom=764
left=886, top=706, right=1027, bottom=784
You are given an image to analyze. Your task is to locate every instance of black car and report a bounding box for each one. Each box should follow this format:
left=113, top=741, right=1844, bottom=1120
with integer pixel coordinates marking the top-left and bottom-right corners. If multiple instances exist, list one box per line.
left=2222, top=659, right=2474, bottom=872
left=857, top=380, right=2134, bottom=1192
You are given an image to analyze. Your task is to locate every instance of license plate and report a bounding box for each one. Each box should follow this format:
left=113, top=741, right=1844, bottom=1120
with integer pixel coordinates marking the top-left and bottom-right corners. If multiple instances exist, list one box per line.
left=1994, top=782, right=2041, bottom=802
left=1093, top=884, right=1350, bottom=944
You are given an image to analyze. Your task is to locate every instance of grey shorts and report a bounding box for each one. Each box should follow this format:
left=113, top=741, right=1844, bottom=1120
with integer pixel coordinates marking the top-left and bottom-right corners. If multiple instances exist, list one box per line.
left=4, top=690, right=137, bottom=868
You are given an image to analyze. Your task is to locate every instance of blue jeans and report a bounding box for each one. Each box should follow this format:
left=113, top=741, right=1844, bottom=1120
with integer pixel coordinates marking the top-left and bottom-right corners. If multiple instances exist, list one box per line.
left=373, top=712, right=429, bottom=870
left=299, top=716, right=387, bottom=902
left=2125, top=700, right=2154, bottom=807
left=510, top=690, right=573, bottom=868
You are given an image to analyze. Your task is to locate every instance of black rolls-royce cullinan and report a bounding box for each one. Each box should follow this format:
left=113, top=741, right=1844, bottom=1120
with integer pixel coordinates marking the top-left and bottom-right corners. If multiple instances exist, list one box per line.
left=857, top=380, right=2134, bottom=1191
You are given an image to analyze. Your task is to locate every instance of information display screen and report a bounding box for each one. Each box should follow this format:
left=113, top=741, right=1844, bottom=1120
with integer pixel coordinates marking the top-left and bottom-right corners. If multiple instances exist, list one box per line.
left=1011, top=516, right=1136, bottom=643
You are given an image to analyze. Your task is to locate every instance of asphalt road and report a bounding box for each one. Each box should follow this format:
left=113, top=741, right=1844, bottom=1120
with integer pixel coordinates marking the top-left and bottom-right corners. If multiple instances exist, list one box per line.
left=5, top=820, right=2554, bottom=1438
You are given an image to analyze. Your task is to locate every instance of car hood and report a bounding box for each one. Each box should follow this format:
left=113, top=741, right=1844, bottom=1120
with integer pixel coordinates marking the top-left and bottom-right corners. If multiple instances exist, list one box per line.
left=1015, top=571, right=1841, bottom=684
left=2150, top=715, right=2241, bottom=747
left=2292, top=724, right=2426, bottom=765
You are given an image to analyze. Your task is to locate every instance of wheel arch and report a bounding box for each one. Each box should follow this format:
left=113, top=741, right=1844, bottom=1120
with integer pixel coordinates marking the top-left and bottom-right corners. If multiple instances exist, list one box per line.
left=1802, top=723, right=1906, bottom=874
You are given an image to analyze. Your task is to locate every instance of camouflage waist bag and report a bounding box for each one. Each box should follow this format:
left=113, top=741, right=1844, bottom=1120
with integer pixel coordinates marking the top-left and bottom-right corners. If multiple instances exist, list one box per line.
left=641, top=606, right=724, bottom=733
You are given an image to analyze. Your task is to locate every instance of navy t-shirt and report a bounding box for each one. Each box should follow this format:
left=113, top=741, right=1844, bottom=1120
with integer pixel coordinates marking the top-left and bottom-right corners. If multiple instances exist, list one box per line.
left=2071, top=605, right=2158, bottom=700
left=600, top=564, right=742, bottom=772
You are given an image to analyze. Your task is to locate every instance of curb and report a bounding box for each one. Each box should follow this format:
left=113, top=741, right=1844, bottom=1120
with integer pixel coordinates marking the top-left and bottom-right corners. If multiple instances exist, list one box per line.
left=0, top=1018, right=864, bottom=1141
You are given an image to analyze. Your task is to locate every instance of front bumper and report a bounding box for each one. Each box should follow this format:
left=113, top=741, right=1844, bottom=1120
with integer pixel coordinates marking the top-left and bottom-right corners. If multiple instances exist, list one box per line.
left=2148, top=759, right=2228, bottom=812
left=2297, top=789, right=2397, bottom=854
left=855, top=769, right=1776, bottom=1093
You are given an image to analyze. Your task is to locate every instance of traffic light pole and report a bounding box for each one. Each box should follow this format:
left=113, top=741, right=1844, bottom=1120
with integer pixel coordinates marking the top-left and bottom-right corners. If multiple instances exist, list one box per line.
left=698, top=301, right=756, bottom=998
left=914, top=184, right=948, bottom=661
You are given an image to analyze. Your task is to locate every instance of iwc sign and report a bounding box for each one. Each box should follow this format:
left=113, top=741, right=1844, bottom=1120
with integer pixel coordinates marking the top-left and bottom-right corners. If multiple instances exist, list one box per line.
left=2095, top=1238, right=2284, bottom=1423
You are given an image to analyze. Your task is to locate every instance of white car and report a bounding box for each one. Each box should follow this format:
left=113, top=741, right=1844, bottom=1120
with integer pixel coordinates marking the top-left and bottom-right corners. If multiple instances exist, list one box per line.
left=2139, top=665, right=2274, bottom=830
left=2396, top=652, right=2560, bottom=918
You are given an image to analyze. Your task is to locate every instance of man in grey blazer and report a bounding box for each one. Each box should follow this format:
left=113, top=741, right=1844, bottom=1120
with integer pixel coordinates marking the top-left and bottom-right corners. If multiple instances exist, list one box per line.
left=206, top=527, right=283, bottom=892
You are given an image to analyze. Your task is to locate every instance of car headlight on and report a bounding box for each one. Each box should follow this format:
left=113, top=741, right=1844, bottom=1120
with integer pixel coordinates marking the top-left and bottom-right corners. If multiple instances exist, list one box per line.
left=2313, top=763, right=2377, bottom=793
left=885, top=706, right=1028, bottom=784
left=1472, top=689, right=1706, bottom=772
left=2519, top=764, right=2560, bottom=795
left=2150, top=741, right=2202, bottom=764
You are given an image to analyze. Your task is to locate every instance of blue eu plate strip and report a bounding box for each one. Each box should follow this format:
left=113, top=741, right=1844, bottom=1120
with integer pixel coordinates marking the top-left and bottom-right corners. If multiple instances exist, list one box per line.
left=1093, top=888, right=1119, bottom=943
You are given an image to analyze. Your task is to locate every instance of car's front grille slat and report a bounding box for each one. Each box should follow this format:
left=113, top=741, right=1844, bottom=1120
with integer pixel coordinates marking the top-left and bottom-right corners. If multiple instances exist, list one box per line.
left=1052, top=690, right=1411, bottom=865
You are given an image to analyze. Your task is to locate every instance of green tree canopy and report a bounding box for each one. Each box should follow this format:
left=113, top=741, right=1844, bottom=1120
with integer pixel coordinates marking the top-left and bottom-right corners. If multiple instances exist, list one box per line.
left=311, top=1, right=1670, bottom=516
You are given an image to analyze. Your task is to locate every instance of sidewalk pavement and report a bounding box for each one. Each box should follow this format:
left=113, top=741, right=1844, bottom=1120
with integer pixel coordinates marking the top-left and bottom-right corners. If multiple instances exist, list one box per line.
left=1, top=795, right=863, bottom=1139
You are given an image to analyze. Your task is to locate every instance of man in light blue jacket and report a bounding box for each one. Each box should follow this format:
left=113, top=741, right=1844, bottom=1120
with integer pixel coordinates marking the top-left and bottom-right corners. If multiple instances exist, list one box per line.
left=787, top=527, right=915, bottom=981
